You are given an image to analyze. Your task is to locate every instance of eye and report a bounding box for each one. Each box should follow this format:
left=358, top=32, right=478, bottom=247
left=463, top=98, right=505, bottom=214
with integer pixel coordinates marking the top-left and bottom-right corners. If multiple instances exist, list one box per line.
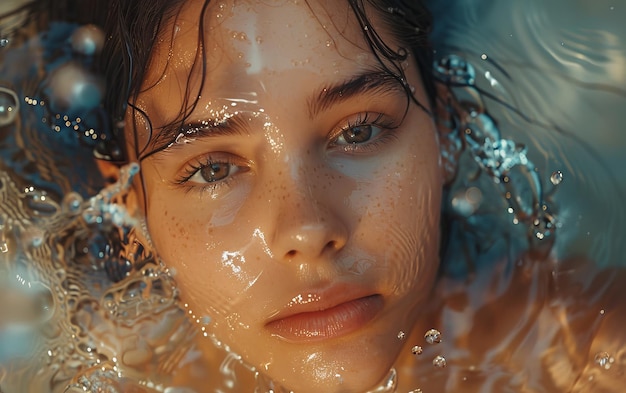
left=176, top=154, right=248, bottom=189
left=329, top=112, right=399, bottom=152
left=187, top=161, right=240, bottom=184
left=335, top=124, right=382, bottom=145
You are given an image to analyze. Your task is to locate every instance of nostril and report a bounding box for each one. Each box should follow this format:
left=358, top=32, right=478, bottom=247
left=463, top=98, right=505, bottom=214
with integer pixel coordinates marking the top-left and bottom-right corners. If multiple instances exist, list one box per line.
left=325, top=240, right=339, bottom=251
left=286, top=249, right=297, bottom=258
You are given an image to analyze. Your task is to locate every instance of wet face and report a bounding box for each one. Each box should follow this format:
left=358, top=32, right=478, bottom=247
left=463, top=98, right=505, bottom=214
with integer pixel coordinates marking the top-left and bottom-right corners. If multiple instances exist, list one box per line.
left=127, top=0, right=443, bottom=391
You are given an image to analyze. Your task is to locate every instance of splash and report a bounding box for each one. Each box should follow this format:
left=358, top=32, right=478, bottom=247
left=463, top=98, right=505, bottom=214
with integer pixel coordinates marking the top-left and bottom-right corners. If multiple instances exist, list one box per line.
left=435, top=54, right=557, bottom=252
left=0, top=163, right=203, bottom=392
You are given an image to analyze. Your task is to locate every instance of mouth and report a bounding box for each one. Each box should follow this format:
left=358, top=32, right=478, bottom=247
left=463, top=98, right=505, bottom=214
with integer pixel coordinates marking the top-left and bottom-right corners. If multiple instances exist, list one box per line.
left=265, top=294, right=384, bottom=343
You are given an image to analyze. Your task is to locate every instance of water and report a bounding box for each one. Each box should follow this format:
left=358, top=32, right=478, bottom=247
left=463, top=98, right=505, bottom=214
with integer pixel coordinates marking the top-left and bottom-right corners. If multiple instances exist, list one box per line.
left=1, top=0, right=626, bottom=392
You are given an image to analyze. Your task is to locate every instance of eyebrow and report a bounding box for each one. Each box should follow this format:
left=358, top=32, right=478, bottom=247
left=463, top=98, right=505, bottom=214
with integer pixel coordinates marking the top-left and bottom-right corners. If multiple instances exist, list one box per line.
left=307, top=69, right=406, bottom=119
left=147, top=69, right=406, bottom=155
left=152, top=115, right=251, bottom=153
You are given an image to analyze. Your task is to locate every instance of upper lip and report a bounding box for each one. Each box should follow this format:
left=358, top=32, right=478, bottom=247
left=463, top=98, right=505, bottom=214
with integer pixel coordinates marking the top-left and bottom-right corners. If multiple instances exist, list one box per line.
left=265, top=282, right=379, bottom=324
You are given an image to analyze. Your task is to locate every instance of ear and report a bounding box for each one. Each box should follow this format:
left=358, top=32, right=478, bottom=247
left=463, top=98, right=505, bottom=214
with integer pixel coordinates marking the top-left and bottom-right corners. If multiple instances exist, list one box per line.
left=433, top=81, right=462, bottom=185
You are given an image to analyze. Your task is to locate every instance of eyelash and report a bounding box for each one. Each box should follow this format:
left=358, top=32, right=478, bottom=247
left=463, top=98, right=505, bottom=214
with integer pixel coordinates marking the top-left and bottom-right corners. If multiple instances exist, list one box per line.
left=174, top=155, right=242, bottom=193
left=328, top=112, right=400, bottom=153
left=175, top=111, right=401, bottom=192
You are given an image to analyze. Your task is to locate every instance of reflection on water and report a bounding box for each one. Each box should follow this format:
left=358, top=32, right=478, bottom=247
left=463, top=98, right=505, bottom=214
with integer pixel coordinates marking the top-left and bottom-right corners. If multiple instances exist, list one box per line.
left=428, top=0, right=626, bottom=267
left=0, top=0, right=625, bottom=392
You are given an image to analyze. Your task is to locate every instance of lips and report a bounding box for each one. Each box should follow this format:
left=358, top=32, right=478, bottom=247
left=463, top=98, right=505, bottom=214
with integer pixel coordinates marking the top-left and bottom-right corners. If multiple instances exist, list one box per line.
left=265, top=292, right=384, bottom=342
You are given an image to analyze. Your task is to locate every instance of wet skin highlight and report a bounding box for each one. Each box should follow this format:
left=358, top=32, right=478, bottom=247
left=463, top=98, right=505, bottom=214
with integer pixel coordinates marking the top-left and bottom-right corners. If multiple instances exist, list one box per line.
left=124, top=1, right=444, bottom=391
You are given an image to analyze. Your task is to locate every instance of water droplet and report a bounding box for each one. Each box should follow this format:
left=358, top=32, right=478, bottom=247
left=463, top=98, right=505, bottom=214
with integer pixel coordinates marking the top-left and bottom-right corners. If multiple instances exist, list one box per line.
left=432, top=355, right=447, bottom=368
left=256, top=36, right=263, bottom=44
left=480, top=53, right=488, bottom=60
left=550, top=170, right=563, bottom=185
left=326, top=39, right=334, bottom=47
left=434, top=54, right=476, bottom=86
left=356, top=53, right=369, bottom=65
left=22, top=226, right=45, bottom=247
left=424, top=329, right=442, bottom=344
left=408, top=390, right=423, bottom=393
left=594, top=352, right=611, bottom=368
left=0, top=38, right=8, bottom=47
left=63, top=192, right=84, bottom=213
left=411, top=345, right=423, bottom=355
left=0, top=87, right=19, bottom=127
left=397, top=331, right=406, bottom=340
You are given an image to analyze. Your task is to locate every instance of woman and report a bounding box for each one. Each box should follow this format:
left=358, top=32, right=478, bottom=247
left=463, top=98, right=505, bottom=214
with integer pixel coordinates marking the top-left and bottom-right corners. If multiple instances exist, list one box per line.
left=95, top=0, right=626, bottom=390
left=1, top=0, right=624, bottom=392
left=97, top=0, right=451, bottom=391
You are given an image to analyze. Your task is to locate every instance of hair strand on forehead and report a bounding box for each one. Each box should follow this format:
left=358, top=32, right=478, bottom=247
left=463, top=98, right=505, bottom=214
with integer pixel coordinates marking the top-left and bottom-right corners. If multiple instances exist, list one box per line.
left=101, top=0, right=434, bottom=162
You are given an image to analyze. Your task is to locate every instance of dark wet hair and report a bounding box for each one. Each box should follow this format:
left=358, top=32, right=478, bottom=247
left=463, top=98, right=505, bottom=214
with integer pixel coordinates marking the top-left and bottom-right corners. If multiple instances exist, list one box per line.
left=0, top=0, right=433, bottom=160
left=98, top=0, right=435, bottom=162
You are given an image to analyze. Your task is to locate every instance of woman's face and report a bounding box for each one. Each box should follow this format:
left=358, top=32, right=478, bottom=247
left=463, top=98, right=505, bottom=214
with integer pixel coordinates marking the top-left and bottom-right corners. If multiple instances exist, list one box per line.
left=127, top=0, right=443, bottom=391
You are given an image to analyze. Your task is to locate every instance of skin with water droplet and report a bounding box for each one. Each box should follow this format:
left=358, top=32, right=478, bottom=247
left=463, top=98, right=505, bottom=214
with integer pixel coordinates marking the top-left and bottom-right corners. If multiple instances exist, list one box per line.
left=111, top=1, right=443, bottom=392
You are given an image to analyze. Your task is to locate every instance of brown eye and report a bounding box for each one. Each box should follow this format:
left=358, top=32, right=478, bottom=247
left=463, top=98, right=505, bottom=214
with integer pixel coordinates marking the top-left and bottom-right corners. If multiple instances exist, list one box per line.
left=190, top=162, right=239, bottom=183
left=336, top=124, right=382, bottom=145
left=342, top=125, right=373, bottom=143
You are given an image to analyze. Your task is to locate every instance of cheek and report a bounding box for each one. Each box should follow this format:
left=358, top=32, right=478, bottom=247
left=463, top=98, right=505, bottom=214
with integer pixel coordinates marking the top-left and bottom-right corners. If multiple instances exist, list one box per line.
left=147, top=209, right=238, bottom=323
left=353, top=150, right=442, bottom=298
left=144, top=189, right=263, bottom=325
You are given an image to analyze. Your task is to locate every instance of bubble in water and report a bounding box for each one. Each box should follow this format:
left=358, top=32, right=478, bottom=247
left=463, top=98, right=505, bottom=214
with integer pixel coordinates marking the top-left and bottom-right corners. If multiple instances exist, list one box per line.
left=70, top=25, right=105, bottom=56
left=0, top=87, right=19, bottom=127
left=411, top=345, right=423, bottom=355
left=46, top=62, right=104, bottom=117
left=550, top=170, right=564, bottom=185
left=0, top=38, right=8, bottom=47
left=594, top=352, right=612, bottom=368
left=63, top=192, right=84, bottom=214
left=451, top=187, right=483, bottom=217
left=434, top=54, right=476, bottom=85
left=424, top=329, right=442, bottom=344
left=397, top=331, right=406, bottom=340
left=21, top=226, right=45, bottom=247
left=432, top=355, right=447, bottom=368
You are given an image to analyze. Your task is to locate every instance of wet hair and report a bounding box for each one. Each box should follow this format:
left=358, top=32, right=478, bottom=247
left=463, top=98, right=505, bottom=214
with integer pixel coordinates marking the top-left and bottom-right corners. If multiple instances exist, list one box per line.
left=98, top=0, right=435, bottom=162
left=0, top=0, right=433, bottom=160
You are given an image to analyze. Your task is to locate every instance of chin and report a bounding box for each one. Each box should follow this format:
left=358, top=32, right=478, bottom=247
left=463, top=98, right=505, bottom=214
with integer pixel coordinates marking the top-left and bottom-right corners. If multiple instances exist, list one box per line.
left=258, top=335, right=400, bottom=393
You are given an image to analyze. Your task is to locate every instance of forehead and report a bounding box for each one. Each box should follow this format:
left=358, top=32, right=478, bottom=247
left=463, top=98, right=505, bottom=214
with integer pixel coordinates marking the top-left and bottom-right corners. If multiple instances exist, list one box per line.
left=139, top=0, right=386, bottom=112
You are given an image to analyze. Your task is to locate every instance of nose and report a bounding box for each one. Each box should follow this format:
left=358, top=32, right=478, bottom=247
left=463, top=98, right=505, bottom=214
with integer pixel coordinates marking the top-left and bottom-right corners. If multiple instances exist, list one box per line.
left=267, top=163, right=349, bottom=262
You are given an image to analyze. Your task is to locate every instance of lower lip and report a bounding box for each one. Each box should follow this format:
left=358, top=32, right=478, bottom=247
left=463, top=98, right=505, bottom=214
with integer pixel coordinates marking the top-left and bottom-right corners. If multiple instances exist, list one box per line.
left=265, top=295, right=384, bottom=342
